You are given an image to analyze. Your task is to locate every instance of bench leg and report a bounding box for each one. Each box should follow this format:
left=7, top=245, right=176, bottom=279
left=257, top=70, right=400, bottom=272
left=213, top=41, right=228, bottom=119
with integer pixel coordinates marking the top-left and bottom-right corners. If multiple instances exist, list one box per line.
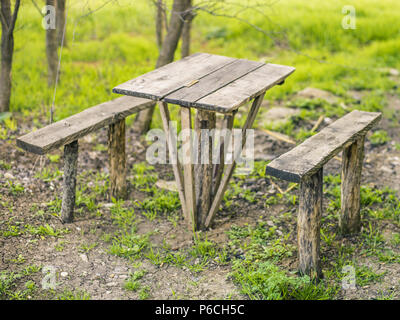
left=340, top=136, right=365, bottom=234
left=108, top=119, right=127, bottom=200
left=298, top=168, right=323, bottom=280
left=61, top=140, right=78, bottom=223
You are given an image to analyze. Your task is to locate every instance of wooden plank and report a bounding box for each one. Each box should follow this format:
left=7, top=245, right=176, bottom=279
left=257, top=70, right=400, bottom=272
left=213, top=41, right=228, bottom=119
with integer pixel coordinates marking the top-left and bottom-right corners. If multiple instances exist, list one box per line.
left=17, top=96, right=154, bottom=155
left=298, top=168, right=323, bottom=280
left=163, top=59, right=264, bottom=108
left=340, top=136, right=365, bottom=234
left=196, top=63, right=295, bottom=113
left=108, top=119, right=127, bottom=200
left=181, top=107, right=196, bottom=229
left=60, top=140, right=78, bottom=223
left=112, top=53, right=236, bottom=101
left=204, top=93, right=265, bottom=228
left=265, top=110, right=382, bottom=183
left=159, top=102, right=188, bottom=219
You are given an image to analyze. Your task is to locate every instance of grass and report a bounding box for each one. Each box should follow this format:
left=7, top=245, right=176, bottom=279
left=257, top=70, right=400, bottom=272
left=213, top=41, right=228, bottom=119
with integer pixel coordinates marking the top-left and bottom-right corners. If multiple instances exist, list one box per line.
left=7, top=0, right=400, bottom=126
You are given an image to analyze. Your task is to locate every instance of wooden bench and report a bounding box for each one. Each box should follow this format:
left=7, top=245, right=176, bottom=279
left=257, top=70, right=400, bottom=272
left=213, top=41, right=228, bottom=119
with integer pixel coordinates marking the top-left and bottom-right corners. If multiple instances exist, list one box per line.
left=17, top=96, right=153, bottom=223
left=265, top=110, right=382, bottom=279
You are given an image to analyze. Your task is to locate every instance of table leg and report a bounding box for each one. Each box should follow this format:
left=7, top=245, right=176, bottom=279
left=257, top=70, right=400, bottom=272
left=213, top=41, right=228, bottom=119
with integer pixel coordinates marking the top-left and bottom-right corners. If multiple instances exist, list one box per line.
left=181, top=107, right=196, bottom=229
left=195, top=109, right=216, bottom=229
left=159, top=102, right=188, bottom=219
left=204, top=93, right=265, bottom=228
left=212, top=111, right=236, bottom=198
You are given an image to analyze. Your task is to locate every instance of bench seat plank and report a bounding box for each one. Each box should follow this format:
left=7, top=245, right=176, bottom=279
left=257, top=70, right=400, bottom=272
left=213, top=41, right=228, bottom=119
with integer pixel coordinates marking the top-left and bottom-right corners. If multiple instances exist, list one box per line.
left=265, top=110, right=381, bottom=183
left=16, top=96, right=153, bottom=155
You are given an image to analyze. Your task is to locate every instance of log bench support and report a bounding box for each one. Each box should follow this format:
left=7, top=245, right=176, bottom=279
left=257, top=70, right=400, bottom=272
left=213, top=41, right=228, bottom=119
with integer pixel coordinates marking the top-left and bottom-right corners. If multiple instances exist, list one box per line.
left=340, top=136, right=365, bottom=234
left=17, top=96, right=154, bottom=223
left=298, top=168, right=323, bottom=279
left=108, top=119, right=127, bottom=200
left=265, top=110, right=382, bottom=279
left=60, top=140, right=78, bottom=223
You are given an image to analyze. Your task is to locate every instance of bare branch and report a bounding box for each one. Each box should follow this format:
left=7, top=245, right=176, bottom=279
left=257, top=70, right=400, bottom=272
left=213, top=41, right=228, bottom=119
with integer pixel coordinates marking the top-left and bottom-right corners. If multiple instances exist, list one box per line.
left=31, top=0, right=45, bottom=17
left=9, top=0, right=21, bottom=34
left=72, top=0, right=117, bottom=42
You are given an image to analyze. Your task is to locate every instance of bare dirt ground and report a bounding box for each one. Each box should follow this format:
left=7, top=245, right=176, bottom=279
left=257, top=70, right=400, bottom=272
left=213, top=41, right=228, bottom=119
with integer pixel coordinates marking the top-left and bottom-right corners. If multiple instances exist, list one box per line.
left=1, top=92, right=400, bottom=300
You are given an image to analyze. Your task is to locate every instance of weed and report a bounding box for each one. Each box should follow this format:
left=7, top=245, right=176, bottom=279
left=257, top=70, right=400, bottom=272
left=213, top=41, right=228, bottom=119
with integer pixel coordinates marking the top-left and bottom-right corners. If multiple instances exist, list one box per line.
left=57, top=289, right=91, bottom=300
left=370, top=130, right=390, bottom=146
left=124, top=270, right=147, bottom=292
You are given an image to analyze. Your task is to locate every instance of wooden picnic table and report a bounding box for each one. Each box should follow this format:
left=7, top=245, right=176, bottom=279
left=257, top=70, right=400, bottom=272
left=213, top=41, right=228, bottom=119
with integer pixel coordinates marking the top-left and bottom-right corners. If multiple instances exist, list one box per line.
left=113, top=52, right=295, bottom=230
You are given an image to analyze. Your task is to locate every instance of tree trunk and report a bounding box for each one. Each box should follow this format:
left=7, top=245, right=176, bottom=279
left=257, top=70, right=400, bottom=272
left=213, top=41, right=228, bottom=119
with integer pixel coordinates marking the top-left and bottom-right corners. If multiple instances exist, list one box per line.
left=0, top=0, right=20, bottom=113
left=181, top=0, right=194, bottom=58
left=46, top=0, right=58, bottom=86
left=56, top=0, right=67, bottom=47
left=133, top=0, right=188, bottom=134
left=155, top=0, right=163, bottom=50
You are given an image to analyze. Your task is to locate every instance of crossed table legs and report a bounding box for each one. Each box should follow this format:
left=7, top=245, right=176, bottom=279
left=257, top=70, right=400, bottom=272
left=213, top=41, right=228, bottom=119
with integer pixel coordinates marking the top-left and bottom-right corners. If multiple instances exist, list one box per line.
left=158, top=93, right=265, bottom=231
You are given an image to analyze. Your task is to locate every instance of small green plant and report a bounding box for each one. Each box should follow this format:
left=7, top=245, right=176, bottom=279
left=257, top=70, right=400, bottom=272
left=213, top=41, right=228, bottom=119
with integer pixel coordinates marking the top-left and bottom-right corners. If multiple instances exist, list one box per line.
left=138, top=286, right=150, bottom=300
left=57, top=289, right=91, bottom=300
left=6, top=180, right=24, bottom=196
left=46, top=154, right=60, bottom=163
left=0, top=160, right=11, bottom=170
left=124, top=270, right=147, bottom=292
left=78, top=242, right=98, bottom=253
left=35, top=168, right=63, bottom=182
left=369, top=130, right=390, bottom=146
left=24, top=224, right=69, bottom=238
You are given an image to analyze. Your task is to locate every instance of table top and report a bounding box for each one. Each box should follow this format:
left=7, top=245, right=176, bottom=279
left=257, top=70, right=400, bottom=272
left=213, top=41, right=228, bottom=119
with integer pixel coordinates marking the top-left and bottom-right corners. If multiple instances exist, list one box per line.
left=113, top=53, right=295, bottom=114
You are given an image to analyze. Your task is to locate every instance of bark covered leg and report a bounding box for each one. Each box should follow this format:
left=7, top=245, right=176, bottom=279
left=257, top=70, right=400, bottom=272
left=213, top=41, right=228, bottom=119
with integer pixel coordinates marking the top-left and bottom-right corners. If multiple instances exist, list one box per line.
left=194, top=109, right=216, bottom=229
left=340, top=136, right=365, bottom=234
left=108, top=119, right=127, bottom=200
left=298, top=168, right=323, bottom=280
left=61, top=140, right=78, bottom=223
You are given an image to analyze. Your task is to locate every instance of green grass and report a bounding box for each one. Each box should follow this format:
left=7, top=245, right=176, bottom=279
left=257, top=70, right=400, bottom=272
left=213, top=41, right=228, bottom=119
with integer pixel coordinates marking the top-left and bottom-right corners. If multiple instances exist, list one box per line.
left=369, top=130, right=390, bottom=146
left=7, top=0, right=400, bottom=128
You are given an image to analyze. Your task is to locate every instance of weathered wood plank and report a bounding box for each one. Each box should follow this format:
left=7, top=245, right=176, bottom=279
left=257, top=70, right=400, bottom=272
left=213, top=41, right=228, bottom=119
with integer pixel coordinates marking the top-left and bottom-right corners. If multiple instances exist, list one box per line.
left=60, top=140, right=78, bottom=223
left=196, top=63, right=295, bottom=113
left=181, top=107, right=196, bottom=229
left=163, top=59, right=264, bottom=108
left=108, top=119, right=127, bottom=200
left=159, top=102, right=188, bottom=219
left=298, top=168, right=323, bottom=280
left=265, top=110, right=382, bottom=183
left=340, top=136, right=365, bottom=234
left=112, top=53, right=236, bottom=101
left=17, top=96, right=153, bottom=155
left=204, top=93, right=265, bottom=228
